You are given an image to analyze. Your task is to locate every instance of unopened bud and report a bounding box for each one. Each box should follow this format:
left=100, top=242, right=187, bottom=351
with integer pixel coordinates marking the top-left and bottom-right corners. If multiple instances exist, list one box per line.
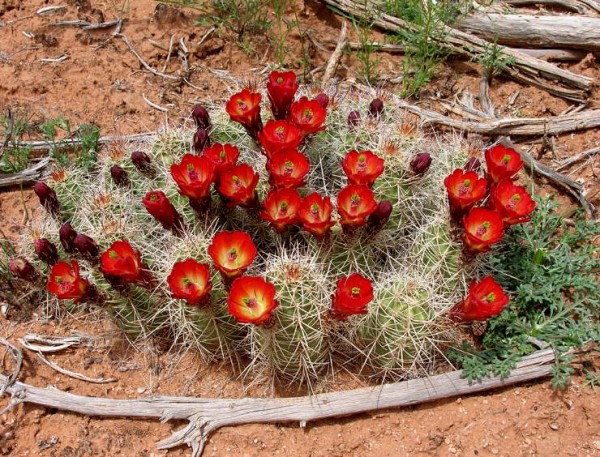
left=59, top=223, right=78, bottom=253
left=193, top=127, right=211, bottom=153
left=410, top=153, right=432, bottom=175
left=110, top=165, right=130, bottom=187
left=368, top=98, right=384, bottom=118
left=191, top=104, right=212, bottom=130
left=367, top=200, right=393, bottom=231
left=33, top=182, right=60, bottom=216
left=464, top=157, right=482, bottom=173
left=73, top=233, right=99, bottom=260
left=347, top=111, right=361, bottom=129
left=9, top=257, right=37, bottom=282
left=34, top=238, right=59, bottom=266
left=315, top=93, right=329, bottom=109
left=131, top=151, right=155, bottom=176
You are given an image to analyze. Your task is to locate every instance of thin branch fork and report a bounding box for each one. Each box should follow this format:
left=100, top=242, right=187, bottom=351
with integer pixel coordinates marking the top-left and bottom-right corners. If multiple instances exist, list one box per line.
left=1, top=346, right=555, bottom=457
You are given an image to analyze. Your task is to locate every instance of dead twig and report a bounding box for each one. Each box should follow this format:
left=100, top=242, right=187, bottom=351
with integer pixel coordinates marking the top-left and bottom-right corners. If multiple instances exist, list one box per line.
left=556, top=146, right=600, bottom=171
left=0, top=349, right=555, bottom=456
left=117, top=34, right=180, bottom=81
left=0, top=157, right=51, bottom=189
left=0, top=338, right=22, bottom=396
left=34, top=352, right=117, bottom=384
left=322, top=21, right=348, bottom=86
left=142, top=94, right=169, bottom=112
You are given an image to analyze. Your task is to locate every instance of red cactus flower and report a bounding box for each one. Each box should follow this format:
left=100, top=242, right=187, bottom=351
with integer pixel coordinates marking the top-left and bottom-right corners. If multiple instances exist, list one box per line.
left=217, top=163, right=259, bottom=207
left=257, top=119, right=303, bottom=159
left=142, top=191, right=185, bottom=233
left=462, top=208, right=505, bottom=253
left=208, top=230, right=257, bottom=278
left=267, top=150, right=310, bottom=189
left=260, top=188, right=302, bottom=232
left=332, top=273, right=373, bottom=319
left=267, top=70, right=299, bottom=120
left=225, top=89, right=263, bottom=137
left=288, top=96, right=327, bottom=137
left=228, top=276, right=278, bottom=325
left=167, top=258, right=212, bottom=306
left=450, top=276, right=509, bottom=323
left=170, top=154, right=215, bottom=201
left=203, top=143, right=240, bottom=175
left=484, top=144, right=523, bottom=183
left=337, top=184, right=378, bottom=227
left=444, top=168, right=488, bottom=214
left=341, top=150, right=384, bottom=188
left=490, top=179, right=536, bottom=226
left=100, top=240, right=144, bottom=283
left=47, top=260, right=89, bottom=301
left=298, top=192, right=335, bottom=237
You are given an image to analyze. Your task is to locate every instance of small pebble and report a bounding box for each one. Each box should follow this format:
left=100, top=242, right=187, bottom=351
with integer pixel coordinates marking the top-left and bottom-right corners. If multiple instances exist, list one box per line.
left=549, top=422, right=560, bottom=431
left=136, top=387, right=146, bottom=394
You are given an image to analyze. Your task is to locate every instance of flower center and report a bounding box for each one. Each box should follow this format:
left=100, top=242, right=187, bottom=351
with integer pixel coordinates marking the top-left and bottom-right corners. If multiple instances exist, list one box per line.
left=476, top=221, right=490, bottom=237
left=502, top=154, right=511, bottom=164
left=276, top=77, right=283, bottom=84
left=351, top=286, right=360, bottom=296
left=486, top=292, right=496, bottom=302
left=303, top=109, right=313, bottom=122
left=278, top=202, right=288, bottom=215
left=310, top=203, right=320, bottom=216
left=227, top=248, right=237, bottom=262
left=109, top=250, right=118, bottom=259
left=459, top=180, right=472, bottom=195
left=284, top=161, right=294, bottom=176
left=275, top=126, right=285, bottom=141
left=243, top=296, right=258, bottom=308
left=350, top=194, right=361, bottom=208
left=236, top=99, right=247, bottom=111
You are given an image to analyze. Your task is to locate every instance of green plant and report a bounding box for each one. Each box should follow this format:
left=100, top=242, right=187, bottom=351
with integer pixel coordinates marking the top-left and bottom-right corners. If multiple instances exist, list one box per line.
left=352, top=14, right=382, bottom=85
left=160, top=0, right=271, bottom=42
left=449, top=197, right=600, bottom=389
left=472, top=40, right=515, bottom=79
left=382, top=0, right=469, bottom=96
left=40, top=117, right=100, bottom=171
left=0, top=110, right=33, bottom=173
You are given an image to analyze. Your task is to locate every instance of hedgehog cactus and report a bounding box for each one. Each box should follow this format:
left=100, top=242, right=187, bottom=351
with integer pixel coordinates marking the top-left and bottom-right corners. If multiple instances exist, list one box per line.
left=251, top=248, right=332, bottom=385
left=355, top=277, right=442, bottom=380
left=18, top=76, right=524, bottom=389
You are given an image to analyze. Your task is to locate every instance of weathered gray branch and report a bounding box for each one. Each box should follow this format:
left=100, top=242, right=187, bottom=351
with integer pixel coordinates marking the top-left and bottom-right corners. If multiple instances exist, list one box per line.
left=322, top=0, right=593, bottom=102
left=458, top=14, right=600, bottom=50
left=1, top=347, right=555, bottom=457
left=501, top=0, right=600, bottom=14
left=0, top=158, right=50, bottom=188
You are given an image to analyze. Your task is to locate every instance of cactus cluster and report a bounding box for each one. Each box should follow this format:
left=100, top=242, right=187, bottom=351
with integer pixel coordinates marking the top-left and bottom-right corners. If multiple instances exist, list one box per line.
left=16, top=75, right=517, bottom=388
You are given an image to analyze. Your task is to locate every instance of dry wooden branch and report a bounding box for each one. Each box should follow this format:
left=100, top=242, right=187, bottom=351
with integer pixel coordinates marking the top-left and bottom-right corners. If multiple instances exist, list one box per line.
left=556, top=146, right=600, bottom=171
left=322, top=0, right=593, bottom=102
left=0, top=157, right=51, bottom=188
left=0, top=346, right=555, bottom=457
left=12, top=132, right=155, bottom=152
left=322, top=21, right=348, bottom=85
left=501, top=0, right=600, bottom=14
left=513, top=48, right=587, bottom=61
left=458, top=14, right=600, bottom=51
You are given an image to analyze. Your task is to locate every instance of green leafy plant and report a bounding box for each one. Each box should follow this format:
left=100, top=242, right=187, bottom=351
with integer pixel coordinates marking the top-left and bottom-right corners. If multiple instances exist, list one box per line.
left=0, top=110, right=33, bottom=173
left=40, top=117, right=100, bottom=171
left=472, top=40, right=515, bottom=79
left=351, top=4, right=382, bottom=85
left=449, top=197, right=600, bottom=389
left=382, top=0, right=469, bottom=96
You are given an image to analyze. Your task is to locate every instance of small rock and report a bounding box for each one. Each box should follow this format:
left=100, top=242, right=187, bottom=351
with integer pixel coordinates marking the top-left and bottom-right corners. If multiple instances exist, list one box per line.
left=592, top=440, right=600, bottom=450
left=136, top=387, right=146, bottom=394
left=549, top=422, right=560, bottom=431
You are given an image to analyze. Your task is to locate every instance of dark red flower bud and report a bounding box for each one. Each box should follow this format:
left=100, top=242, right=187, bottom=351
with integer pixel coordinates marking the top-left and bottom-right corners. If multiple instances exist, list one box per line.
left=192, top=127, right=211, bottom=153
left=34, top=238, right=59, bottom=266
left=410, top=153, right=432, bottom=175
left=9, top=257, right=37, bottom=282
left=315, top=93, right=329, bottom=109
left=347, top=111, right=361, bottom=129
left=59, top=223, right=78, bottom=253
left=368, top=98, right=384, bottom=118
left=33, top=182, right=60, bottom=216
left=191, top=104, right=211, bottom=130
left=110, top=165, right=130, bottom=187
left=142, top=191, right=186, bottom=235
left=131, top=151, right=155, bottom=176
left=464, top=157, right=481, bottom=173
left=367, top=200, right=393, bottom=231
left=73, top=233, right=100, bottom=260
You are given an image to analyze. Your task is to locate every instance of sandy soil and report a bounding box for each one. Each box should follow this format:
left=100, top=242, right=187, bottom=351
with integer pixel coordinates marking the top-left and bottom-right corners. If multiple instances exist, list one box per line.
left=1, top=0, right=599, bottom=456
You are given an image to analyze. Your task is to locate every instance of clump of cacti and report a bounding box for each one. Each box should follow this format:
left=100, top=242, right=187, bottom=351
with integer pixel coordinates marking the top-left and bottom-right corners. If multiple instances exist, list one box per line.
left=12, top=72, right=536, bottom=388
